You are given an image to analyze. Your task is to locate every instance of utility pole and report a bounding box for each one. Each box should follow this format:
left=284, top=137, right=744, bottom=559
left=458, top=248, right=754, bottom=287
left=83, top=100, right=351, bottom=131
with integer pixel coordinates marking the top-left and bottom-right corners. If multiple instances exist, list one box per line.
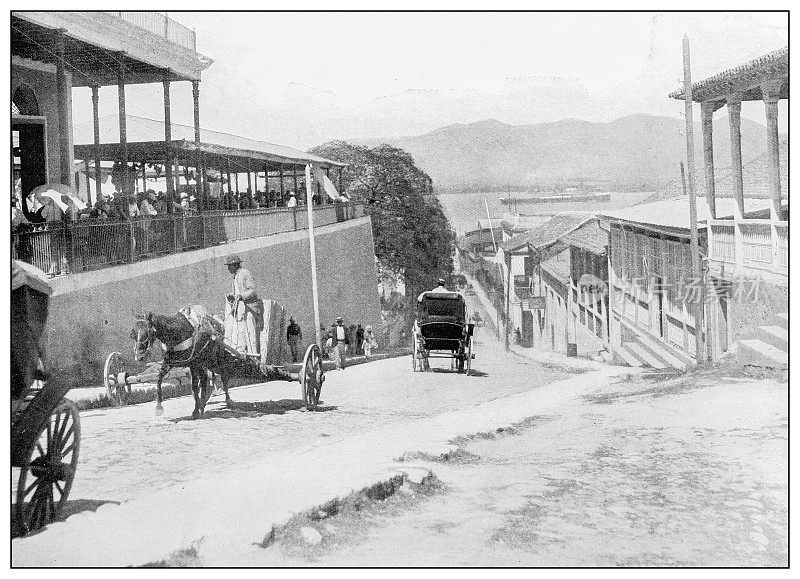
left=306, top=164, right=322, bottom=349
left=682, top=34, right=705, bottom=365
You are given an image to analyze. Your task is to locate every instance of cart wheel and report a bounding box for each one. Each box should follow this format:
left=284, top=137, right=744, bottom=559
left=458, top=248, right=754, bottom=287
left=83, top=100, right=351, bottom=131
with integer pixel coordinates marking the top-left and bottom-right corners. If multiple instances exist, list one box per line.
left=465, top=337, right=473, bottom=376
left=103, top=352, right=130, bottom=405
left=300, top=344, right=323, bottom=411
left=14, top=399, right=80, bottom=537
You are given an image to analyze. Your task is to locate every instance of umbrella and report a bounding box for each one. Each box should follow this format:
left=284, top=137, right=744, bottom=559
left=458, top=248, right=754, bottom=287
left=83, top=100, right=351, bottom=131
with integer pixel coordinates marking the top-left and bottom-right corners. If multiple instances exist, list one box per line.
left=29, top=183, right=76, bottom=213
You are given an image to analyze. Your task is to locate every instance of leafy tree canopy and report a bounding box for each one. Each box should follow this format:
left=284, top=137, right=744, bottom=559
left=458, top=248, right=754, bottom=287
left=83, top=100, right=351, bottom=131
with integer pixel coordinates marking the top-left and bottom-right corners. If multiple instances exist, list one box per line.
left=310, top=141, right=456, bottom=303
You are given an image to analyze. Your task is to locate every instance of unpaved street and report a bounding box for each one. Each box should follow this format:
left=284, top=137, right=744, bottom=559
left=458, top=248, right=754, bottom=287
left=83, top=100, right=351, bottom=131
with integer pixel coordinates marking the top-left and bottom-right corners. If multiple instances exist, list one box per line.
left=13, top=327, right=787, bottom=567
left=257, top=370, right=788, bottom=567
left=51, top=332, right=572, bottom=512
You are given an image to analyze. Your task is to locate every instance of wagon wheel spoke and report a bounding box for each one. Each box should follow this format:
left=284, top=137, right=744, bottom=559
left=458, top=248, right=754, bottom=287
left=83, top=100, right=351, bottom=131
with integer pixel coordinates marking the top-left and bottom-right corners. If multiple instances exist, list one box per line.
left=61, top=441, right=76, bottom=458
left=21, top=478, right=39, bottom=501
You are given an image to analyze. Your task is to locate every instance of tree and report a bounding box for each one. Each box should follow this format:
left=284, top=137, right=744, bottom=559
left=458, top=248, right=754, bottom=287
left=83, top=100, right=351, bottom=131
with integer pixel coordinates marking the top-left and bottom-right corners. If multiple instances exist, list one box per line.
left=309, top=141, right=456, bottom=305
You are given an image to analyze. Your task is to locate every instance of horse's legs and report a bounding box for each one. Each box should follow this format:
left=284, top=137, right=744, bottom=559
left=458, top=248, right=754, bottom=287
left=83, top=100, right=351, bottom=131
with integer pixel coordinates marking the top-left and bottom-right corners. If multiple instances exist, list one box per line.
left=197, top=370, right=212, bottom=415
left=222, top=376, right=233, bottom=407
left=200, top=370, right=214, bottom=412
left=155, top=363, right=170, bottom=416
left=190, top=368, right=202, bottom=419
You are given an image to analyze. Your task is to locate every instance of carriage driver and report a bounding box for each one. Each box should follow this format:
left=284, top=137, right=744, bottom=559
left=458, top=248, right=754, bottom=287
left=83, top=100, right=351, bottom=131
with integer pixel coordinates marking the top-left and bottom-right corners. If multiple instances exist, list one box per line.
left=224, top=254, right=263, bottom=355
left=417, top=278, right=450, bottom=302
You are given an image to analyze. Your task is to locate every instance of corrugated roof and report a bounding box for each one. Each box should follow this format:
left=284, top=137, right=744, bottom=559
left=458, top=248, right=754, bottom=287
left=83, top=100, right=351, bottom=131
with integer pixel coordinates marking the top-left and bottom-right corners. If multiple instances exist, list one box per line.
left=540, top=247, right=571, bottom=283
left=73, top=114, right=346, bottom=168
left=669, top=47, right=788, bottom=102
left=599, top=197, right=775, bottom=231
left=500, top=214, right=590, bottom=252
left=560, top=219, right=608, bottom=255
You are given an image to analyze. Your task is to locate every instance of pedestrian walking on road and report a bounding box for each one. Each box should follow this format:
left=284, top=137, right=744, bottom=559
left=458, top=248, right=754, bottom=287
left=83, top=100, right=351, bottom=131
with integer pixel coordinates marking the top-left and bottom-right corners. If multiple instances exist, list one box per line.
left=287, top=317, right=303, bottom=363
left=356, top=324, right=365, bottom=355
left=331, top=316, right=350, bottom=370
left=363, top=325, right=378, bottom=362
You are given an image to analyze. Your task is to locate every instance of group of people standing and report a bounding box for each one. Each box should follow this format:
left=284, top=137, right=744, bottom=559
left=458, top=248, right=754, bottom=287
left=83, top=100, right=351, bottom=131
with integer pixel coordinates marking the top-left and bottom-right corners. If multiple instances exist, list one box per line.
left=318, top=319, right=379, bottom=370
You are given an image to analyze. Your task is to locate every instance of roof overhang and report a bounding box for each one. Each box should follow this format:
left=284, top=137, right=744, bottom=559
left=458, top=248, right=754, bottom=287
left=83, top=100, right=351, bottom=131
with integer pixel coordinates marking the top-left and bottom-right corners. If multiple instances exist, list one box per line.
left=12, top=12, right=213, bottom=87
left=669, top=47, right=788, bottom=103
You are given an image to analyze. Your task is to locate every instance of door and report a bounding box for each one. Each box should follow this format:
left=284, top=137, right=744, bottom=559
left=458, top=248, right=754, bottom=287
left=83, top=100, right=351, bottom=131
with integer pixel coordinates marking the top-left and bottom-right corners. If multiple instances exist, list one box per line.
left=13, top=119, right=48, bottom=197
left=521, top=310, right=533, bottom=348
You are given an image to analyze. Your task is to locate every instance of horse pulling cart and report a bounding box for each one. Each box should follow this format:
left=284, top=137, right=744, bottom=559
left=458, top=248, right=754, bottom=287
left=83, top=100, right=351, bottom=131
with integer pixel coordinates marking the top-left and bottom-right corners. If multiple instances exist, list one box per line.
left=12, top=261, right=80, bottom=537
left=105, top=305, right=325, bottom=416
left=412, top=291, right=475, bottom=375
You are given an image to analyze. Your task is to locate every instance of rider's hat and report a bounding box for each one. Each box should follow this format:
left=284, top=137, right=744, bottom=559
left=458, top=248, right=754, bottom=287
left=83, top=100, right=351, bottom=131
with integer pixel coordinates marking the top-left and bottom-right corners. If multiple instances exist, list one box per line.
left=224, top=254, right=242, bottom=266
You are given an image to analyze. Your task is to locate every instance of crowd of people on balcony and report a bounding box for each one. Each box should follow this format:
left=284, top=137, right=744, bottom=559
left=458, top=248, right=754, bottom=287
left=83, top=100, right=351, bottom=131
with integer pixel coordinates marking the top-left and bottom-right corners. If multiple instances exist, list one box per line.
left=12, top=171, right=356, bottom=277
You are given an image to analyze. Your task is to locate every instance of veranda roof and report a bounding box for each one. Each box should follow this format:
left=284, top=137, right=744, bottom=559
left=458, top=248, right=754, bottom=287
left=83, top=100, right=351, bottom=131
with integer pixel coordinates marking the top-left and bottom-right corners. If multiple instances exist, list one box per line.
left=73, top=114, right=346, bottom=172
left=669, top=46, right=788, bottom=103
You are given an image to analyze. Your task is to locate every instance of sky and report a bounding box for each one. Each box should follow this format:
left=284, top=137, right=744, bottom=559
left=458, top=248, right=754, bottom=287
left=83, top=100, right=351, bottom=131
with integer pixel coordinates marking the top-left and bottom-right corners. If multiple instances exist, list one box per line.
left=71, top=11, right=788, bottom=149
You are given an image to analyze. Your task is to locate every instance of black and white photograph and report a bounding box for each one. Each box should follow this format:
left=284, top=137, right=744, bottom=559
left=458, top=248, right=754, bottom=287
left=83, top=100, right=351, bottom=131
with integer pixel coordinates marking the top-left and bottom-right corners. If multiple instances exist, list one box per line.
left=9, top=8, right=789, bottom=568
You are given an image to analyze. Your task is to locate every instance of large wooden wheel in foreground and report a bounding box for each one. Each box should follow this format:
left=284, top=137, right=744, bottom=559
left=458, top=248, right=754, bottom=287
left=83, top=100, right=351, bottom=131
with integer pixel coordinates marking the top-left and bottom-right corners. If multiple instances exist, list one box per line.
left=13, top=399, right=80, bottom=537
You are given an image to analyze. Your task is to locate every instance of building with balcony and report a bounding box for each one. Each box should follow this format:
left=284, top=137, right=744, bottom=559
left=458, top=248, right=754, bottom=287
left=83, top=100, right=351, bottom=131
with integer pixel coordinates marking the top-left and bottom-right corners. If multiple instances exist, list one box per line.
left=12, top=11, right=213, bottom=204
left=499, top=214, right=589, bottom=349
left=669, top=46, right=788, bottom=368
left=600, top=197, right=772, bottom=369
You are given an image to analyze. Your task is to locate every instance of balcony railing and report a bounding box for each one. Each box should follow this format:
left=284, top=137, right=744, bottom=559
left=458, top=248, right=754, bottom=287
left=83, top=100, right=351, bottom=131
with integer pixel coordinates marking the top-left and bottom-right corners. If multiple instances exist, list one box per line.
left=113, top=12, right=197, bottom=51
left=12, top=204, right=364, bottom=277
left=708, top=218, right=788, bottom=276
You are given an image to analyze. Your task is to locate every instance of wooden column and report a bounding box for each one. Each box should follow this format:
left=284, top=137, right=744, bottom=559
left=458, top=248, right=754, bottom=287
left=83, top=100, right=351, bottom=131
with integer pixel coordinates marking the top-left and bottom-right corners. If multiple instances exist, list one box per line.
left=226, top=158, right=233, bottom=210
left=163, top=75, right=174, bottom=212
left=266, top=163, right=270, bottom=207
left=700, top=100, right=723, bottom=219
left=280, top=165, right=286, bottom=200
left=55, top=29, right=73, bottom=186
left=682, top=36, right=704, bottom=364
left=246, top=159, right=252, bottom=194
left=141, top=161, right=147, bottom=193
left=84, top=159, right=91, bottom=201
left=726, top=93, right=745, bottom=219
left=117, top=53, right=128, bottom=189
left=761, top=81, right=783, bottom=221
left=191, top=80, right=204, bottom=209
left=91, top=85, right=102, bottom=200
left=338, top=167, right=343, bottom=194
left=762, top=80, right=783, bottom=273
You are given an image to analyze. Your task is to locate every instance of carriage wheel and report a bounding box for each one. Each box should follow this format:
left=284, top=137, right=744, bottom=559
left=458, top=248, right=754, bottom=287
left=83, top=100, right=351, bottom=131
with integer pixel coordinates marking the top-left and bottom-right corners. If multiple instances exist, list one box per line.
left=465, top=337, right=473, bottom=376
left=300, top=344, right=323, bottom=411
left=14, top=400, right=80, bottom=537
left=103, top=352, right=131, bottom=405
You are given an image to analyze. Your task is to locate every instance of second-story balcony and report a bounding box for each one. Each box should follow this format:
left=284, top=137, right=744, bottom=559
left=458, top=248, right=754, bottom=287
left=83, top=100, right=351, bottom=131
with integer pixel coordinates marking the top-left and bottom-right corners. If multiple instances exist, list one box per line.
left=112, top=12, right=196, bottom=52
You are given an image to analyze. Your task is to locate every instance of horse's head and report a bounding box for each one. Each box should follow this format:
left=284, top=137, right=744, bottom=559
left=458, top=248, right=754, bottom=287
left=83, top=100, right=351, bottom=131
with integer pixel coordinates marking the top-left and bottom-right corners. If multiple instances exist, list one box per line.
left=131, top=312, right=156, bottom=362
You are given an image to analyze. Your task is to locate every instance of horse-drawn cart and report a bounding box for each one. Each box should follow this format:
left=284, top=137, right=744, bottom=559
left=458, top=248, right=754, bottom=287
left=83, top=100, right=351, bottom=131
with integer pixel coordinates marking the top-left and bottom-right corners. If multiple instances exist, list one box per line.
left=12, top=261, right=80, bottom=537
left=104, top=305, right=325, bottom=416
left=412, top=291, right=475, bottom=375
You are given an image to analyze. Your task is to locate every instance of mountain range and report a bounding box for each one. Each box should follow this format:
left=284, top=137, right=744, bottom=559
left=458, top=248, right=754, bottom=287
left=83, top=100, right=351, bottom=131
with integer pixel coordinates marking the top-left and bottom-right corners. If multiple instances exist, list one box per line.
left=350, top=114, right=782, bottom=193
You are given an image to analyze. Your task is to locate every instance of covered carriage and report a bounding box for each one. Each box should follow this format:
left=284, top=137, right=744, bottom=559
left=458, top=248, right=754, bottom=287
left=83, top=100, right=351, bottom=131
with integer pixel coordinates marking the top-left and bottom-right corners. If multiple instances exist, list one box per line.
left=412, top=290, right=475, bottom=374
left=12, top=261, right=80, bottom=537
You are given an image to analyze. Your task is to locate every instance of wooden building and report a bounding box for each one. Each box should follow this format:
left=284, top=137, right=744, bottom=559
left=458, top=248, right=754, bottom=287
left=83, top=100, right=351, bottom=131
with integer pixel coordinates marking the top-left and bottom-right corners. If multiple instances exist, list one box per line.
left=669, top=46, right=788, bottom=368
left=12, top=11, right=212, bottom=208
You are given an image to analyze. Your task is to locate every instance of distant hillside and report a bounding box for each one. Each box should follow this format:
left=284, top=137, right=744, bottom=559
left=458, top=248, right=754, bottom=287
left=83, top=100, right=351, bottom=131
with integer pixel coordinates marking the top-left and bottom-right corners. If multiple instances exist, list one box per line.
left=350, top=114, right=777, bottom=192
